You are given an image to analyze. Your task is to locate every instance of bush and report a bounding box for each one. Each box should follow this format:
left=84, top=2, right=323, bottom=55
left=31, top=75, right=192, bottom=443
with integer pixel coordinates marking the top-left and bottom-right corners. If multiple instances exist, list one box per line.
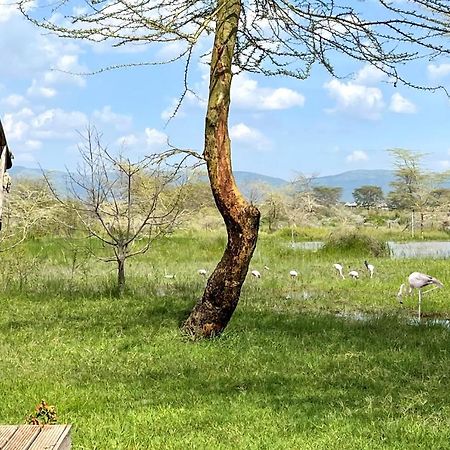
left=26, top=400, right=58, bottom=425
left=321, top=229, right=388, bottom=257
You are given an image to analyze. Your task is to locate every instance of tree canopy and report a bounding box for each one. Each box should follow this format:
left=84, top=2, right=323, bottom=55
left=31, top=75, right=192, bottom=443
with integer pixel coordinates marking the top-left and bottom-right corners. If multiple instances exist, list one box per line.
left=19, top=0, right=450, bottom=93
left=353, top=185, right=384, bottom=208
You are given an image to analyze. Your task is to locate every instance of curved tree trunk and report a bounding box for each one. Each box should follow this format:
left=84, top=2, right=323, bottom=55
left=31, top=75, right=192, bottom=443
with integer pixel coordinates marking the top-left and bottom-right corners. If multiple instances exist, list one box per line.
left=182, top=0, right=260, bottom=338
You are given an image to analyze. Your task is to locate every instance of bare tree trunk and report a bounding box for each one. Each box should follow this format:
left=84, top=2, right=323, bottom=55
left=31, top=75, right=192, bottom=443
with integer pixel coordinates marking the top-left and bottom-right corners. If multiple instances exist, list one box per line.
left=117, top=252, right=126, bottom=296
left=420, top=212, right=424, bottom=239
left=182, top=0, right=260, bottom=338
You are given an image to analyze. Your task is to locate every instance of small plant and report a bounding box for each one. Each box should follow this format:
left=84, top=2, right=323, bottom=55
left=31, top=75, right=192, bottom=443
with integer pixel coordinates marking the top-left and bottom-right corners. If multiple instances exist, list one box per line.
left=26, top=400, right=58, bottom=425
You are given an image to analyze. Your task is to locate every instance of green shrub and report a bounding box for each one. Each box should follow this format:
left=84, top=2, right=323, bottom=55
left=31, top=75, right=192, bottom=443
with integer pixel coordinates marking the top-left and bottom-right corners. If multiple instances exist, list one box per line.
left=321, top=229, right=388, bottom=257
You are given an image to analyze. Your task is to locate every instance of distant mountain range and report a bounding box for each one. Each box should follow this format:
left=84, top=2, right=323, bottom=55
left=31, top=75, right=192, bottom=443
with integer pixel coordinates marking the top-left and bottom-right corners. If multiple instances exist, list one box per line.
left=232, top=169, right=394, bottom=202
left=9, top=166, right=395, bottom=202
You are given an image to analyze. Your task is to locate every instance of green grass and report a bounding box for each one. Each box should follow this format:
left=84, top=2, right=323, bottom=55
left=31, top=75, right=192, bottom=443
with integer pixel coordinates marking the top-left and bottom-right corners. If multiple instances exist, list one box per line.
left=1, top=230, right=450, bottom=449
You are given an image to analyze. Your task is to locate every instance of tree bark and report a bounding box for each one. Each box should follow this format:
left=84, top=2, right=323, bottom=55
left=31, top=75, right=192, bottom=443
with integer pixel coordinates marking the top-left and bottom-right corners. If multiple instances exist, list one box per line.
left=182, top=0, right=260, bottom=338
left=117, top=255, right=126, bottom=296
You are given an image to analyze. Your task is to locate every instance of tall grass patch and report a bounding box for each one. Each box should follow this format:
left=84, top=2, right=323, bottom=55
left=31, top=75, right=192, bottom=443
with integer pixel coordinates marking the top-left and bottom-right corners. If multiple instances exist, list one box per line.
left=321, top=229, right=389, bottom=258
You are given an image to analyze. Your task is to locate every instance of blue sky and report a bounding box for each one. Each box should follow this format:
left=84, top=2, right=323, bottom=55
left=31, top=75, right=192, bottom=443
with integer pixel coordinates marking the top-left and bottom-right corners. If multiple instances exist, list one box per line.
left=2, top=2, right=450, bottom=181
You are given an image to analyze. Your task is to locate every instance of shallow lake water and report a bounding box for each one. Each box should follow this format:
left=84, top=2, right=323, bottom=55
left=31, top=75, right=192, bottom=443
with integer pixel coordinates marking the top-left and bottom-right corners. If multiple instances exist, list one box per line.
left=336, top=311, right=450, bottom=330
left=290, top=241, right=324, bottom=251
left=290, top=240, right=450, bottom=258
left=387, top=241, right=450, bottom=259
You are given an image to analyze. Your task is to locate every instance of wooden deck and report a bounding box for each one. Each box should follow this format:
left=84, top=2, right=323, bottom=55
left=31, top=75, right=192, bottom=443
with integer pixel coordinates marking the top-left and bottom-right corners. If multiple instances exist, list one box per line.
left=0, top=425, right=71, bottom=450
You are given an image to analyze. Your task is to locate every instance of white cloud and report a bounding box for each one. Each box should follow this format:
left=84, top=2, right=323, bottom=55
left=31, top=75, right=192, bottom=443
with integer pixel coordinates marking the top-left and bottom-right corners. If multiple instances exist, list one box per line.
left=92, top=106, right=132, bottom=132
left=0, top=2, right=19, bottom=23
left=1, top=94, right=26, bottom=108
left=161, top=67, right=304, bottom=119
left=27, top=80, right=57, bottom=98
left=389, top=93, right=417, bottom=114
left=4, top=105, right=139, bottom=154
left=0, top=12, right=87, bottom=107
left=324, top=79, right=384, bottom=120
left=232, top=73, right=305, bottom=110
left=346, top=150, right=368, bottom=162
left=230, top=123, right=270, bottom=151
left=30, top=109, right=88, bottom=139
left=4, top=107, right=87, bottom=144
left=354, top=65, right=387, bottom=85
left=43, top=54, right=87, bottom=87
left=145, top=128, right=167, bottom=148
left=24, top=140, right=43, bottom=151
left=116, top=134, right=139, bottom=148
left=3, top=112, right=30, bottom=141
left=156, top=41, right=188, bottom=60
left=439, top=160, right=450, bottom=169
left=0, top=14, right=84, bottom=81
left=427, top=63, right=450, bottom=79
left=115, top=128, right=168, bottom=154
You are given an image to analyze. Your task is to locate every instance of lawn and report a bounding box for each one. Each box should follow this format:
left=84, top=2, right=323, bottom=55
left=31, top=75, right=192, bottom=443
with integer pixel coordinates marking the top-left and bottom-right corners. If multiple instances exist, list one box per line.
left=1, top=231, right=449, bottom=449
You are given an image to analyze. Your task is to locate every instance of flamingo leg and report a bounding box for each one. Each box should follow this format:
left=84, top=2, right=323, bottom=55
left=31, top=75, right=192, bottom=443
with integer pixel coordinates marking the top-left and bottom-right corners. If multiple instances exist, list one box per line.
left=423, top=286, right=439, bottom=295
left=418, top=289, right=422, bottom=321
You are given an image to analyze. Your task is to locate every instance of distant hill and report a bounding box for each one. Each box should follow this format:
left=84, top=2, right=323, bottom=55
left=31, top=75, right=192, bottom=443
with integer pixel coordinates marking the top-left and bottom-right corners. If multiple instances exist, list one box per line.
left=10, top=165, right=68, bottom=193
left=312, top=170, right=394, bottom=202
left=9, top=165, right=395, bottom=202
left=10, top=166, right=45, bottom=179
left=233, top=171, right=288, bottom=189
left=234, top=169, right=394, bottom=202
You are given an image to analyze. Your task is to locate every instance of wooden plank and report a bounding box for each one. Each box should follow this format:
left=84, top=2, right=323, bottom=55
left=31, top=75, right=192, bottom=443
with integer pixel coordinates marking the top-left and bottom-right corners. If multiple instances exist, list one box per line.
left=28, top=425, right=70, bottom=450
left=2, top=425, right=40, bottom=450
left=53, top=425, right=71, bottom=450
left=0, top=426, right=18, bottom=449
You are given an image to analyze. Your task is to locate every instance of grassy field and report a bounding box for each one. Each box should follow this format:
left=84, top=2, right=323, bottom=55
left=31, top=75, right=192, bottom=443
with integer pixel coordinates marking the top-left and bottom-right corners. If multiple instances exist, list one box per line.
left=1, top=230, right=450, bottom=449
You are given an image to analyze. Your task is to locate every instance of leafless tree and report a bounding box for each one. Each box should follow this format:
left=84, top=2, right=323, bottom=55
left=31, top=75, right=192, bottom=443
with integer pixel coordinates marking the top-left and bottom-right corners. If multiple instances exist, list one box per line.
left=0, top=178, right=58, bottom=251
left=47, top=127, right=185, bottom=295
left=19, top=0, right=450, bottom=336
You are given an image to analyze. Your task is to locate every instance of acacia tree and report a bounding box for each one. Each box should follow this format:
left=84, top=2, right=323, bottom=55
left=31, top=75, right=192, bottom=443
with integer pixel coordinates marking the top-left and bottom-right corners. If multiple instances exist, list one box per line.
left=19, top=0, right=450, bottom=337
left=353, top=185, right=384, bottom=209
left=387, top=148, right=450, bottom=237
left=48, top=127, right=184, bottom=295
left=313, top=186, right=342, bottom=207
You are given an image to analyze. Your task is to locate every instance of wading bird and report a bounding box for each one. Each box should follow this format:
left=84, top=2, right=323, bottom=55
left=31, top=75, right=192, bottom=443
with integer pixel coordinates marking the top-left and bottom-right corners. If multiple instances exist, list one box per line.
left=333, top=263, right=345, bottom=279
left=364, top=260, right=375, bottom=278
left=251, top=270, right=261, bottom=279
left=289, top=270, right=298, bottom=278
left=349, top=270, right=359, bottom=279
left=397, top=272, right=444, bottom=320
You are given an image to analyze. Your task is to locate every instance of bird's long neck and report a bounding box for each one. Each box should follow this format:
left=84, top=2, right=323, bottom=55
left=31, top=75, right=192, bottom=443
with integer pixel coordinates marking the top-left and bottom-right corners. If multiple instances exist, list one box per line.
left=398, top=283, right=411, bottom=298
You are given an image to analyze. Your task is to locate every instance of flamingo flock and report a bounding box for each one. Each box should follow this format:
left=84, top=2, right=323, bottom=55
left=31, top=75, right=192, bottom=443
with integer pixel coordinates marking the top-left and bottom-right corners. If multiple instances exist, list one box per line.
left=170, top=259, right=444, bottom=320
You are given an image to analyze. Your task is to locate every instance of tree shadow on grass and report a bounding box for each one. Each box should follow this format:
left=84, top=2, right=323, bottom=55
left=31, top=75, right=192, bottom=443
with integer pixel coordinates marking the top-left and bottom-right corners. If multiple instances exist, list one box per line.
left=3, top=295, right=450, bottom=447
